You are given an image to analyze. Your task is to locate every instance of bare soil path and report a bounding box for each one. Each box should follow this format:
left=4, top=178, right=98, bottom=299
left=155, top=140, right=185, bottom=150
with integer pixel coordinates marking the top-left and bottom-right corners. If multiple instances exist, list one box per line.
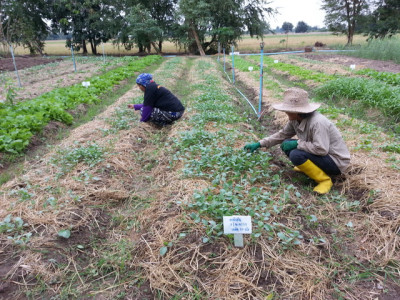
left=302, top=53, right=400, bottom=73
left=0, top=56, right=62, bottom=72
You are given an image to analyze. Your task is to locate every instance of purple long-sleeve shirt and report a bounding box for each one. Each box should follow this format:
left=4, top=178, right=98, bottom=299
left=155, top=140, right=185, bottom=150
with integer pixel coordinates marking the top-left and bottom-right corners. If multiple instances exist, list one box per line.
left=133, top=104, right=153, bottom=122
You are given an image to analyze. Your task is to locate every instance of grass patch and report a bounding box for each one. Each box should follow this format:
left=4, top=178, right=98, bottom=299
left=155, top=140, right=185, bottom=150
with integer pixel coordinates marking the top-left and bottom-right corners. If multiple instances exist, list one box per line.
left=338, top=36, right=400, bottom=63
left=315, top=76, right=400, bottom=125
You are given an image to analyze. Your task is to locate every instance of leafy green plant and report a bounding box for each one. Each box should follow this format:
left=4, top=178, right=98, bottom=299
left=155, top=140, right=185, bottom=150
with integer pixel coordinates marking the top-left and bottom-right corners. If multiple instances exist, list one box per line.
left=315, top=77, right=400, bottom=123
left=248, top=56, right=337, bottom=83
left=0, top=55, right=162, bottom=153
left=0, top=214, right=32, bottom=245
left=355, top=68, right=400, bottom=86
left=51, top=142, right=107, bottom=176
left=380, top=142, right=400, bottom=154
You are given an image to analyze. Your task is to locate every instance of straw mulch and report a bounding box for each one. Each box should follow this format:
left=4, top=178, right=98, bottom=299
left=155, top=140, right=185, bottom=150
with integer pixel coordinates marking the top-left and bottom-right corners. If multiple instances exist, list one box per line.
left=0, top=56, right=399, bottom=299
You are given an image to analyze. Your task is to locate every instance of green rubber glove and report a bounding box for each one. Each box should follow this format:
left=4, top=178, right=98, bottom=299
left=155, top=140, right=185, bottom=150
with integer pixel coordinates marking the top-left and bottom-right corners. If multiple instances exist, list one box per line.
left=244, top=142, right=261, bottom=153
left=280, top=140, right=298, bottom=152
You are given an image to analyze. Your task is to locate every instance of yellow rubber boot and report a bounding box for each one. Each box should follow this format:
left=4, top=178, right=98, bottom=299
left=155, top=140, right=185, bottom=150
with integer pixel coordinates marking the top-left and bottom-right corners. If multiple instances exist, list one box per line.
left=296, top=160, right=333, bottom=194
left=293, top=166, right=302, bottom=172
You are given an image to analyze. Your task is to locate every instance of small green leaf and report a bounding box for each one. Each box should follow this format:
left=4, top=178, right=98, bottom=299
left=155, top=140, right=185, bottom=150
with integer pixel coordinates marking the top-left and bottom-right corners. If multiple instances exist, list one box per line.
left=202, top=237, right=209, bottom=243
left=265, top=292, right=274, bottom=300
left=277, top=232, right=286, bottom=240
left=58, top=229, right=71, bottom=239
left=160, top=246, right=168, bottom=256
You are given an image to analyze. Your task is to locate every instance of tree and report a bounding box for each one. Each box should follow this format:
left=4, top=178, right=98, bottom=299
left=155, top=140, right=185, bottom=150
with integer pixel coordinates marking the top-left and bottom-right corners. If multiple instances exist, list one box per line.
left=117, top=4, right=163, bottom=54
left=321, top=0, right=370, bottom=45
left=366, top=0, right=400, bottom=38
left=295, top=21, right=309, bottom=33
left=1, top=0, right=50, bottom=55
left=143, top=0, right=178, bottom=52
left=178, top=0, right=275, bottom=55
left=281, top=22, right=293, bottom=50
left=51, top=0, right=121, bottom=55
left=114, top=0, right=177, bottom=54
left=281, top=22, right=293, bottom=33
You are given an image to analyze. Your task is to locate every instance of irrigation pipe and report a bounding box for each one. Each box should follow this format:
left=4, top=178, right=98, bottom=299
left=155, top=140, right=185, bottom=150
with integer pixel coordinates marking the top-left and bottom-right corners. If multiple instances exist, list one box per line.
left=217, top=48, right=356, bottom=117
left=233, top=49, right=356, bottom=56
left=222, top=68, right=258, bottom=116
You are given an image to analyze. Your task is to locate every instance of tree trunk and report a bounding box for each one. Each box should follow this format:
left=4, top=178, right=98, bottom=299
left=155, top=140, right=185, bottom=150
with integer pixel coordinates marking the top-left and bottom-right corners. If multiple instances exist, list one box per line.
left=82, top=40, right=88, bottom=54
left=348, top=22, right=355, bottom=45
left=344, top=0, right=352, bottom=45
left=34, top=40, right=44, bottom=56
left=191, top=25, right=205, bottom=56
left=158, top=40, right=162, bottom=52
left=90, top=39, right=97, bottom=55
left=151, top=42, right=161, bottom=54
left=138, top=42, right=144, bottom=53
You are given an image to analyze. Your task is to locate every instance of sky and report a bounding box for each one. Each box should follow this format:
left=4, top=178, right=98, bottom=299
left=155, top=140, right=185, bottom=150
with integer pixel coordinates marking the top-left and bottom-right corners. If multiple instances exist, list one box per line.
left=269, top=0, right=326, bottom=29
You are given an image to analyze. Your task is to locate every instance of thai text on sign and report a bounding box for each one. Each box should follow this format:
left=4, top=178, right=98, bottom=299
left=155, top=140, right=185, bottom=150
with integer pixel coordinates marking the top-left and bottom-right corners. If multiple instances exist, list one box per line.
left=223, top=216, right=252, bottom=234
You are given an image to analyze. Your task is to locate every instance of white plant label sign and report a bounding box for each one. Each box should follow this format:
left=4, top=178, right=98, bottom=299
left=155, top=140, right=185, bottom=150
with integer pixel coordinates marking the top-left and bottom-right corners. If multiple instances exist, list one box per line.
left=223, top=216, right=252, bottom=247
left=223, top=216, right=252, bottom=234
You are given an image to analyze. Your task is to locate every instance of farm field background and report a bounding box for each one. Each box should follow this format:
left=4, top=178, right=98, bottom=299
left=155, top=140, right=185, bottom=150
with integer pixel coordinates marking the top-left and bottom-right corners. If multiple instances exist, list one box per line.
left=0, top=50, right=399, bottom=299
left=8, top=33, right=370, bottom=56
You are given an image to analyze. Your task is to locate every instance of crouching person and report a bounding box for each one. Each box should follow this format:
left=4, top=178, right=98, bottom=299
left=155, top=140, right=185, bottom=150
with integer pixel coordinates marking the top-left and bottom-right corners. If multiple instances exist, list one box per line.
left=128, top=73, right=185, bottom=127
left=244, top=87, right=350, bottom=194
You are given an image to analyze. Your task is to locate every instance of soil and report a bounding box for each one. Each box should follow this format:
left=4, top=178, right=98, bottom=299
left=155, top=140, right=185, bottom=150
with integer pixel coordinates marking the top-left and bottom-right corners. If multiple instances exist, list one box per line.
left=302, top=53, right=400, bottom=73
left=2, top=53, right=400, bottom=75
left=0, top=56, right=63, bottom=72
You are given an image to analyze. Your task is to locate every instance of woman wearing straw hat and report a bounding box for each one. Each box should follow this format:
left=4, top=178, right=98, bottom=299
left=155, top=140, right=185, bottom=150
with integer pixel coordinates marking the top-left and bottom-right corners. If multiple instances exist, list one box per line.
left=128, top=73, right=185, bottom=127
left=244, top=87, right=350, bottom=194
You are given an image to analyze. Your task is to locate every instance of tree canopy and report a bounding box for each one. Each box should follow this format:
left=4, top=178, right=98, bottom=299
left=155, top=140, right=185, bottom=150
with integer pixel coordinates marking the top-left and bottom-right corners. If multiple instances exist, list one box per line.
left=1, top=0, right=50, bottom=55
left=3, top=0, right=400, bottom=55
left=366, top=0, right=400, bottom=38
left=321, top=0, right=370, bottom=45
left=282, top=22, right=293, bottom=33
left=295, top=21, right=309, bottom=33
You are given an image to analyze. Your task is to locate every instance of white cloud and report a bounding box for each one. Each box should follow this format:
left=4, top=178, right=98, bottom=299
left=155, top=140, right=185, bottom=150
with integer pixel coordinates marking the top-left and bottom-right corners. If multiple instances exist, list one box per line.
left=269, top=0, right=326, bottom=28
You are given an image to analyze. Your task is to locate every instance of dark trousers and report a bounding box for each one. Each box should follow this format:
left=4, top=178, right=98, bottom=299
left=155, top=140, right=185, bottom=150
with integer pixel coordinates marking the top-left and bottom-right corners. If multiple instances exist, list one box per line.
left=149, top=108, right=184, bottom=126
left=282, top=139, right=341, bottom=176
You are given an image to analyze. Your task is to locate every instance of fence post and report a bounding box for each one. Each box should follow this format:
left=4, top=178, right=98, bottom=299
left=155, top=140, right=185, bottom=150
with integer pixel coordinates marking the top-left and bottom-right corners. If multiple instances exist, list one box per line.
left=102, top=42, right=106, bottom=64
left=9, top=45, right=22, bottom=87
left=70, top=44, right=77, bottom=72
left=223, top=48, right=226, bottom=72
left=217, top=42, right=220, bottom=62
left=231, top=45, right=235, bottom=84
left=258, top=42, right=264, bottom=117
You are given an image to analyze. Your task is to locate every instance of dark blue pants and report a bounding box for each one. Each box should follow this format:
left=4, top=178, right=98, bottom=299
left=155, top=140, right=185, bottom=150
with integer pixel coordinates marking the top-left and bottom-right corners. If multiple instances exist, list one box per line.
left=282, top=139, right=341, bottom=175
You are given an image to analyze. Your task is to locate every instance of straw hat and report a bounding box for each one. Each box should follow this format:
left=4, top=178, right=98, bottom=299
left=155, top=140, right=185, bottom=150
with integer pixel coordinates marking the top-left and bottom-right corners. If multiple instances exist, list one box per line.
left=272, top=87, right=321, bottom=113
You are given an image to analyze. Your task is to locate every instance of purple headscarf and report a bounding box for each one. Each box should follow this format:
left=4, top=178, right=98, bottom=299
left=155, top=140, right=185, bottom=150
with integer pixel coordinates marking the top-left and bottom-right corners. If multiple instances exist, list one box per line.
left=136, top=73, right=153, bottom=87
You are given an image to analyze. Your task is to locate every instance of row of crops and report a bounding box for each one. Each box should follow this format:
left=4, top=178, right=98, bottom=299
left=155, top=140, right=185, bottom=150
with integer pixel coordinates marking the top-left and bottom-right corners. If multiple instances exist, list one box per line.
left=169, top=60, right=326, bottom=246
left=0, top=55, right=162, bottom=153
